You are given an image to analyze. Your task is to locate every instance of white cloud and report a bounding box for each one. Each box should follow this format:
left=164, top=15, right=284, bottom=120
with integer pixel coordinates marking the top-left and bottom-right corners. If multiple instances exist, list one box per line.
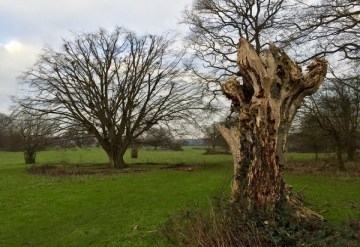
left=3, top=40, right=23, bottom=53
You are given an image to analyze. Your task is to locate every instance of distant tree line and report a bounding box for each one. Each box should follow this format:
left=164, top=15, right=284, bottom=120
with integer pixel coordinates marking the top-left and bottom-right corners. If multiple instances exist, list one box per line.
left=0, top=111, right=185, bottom=164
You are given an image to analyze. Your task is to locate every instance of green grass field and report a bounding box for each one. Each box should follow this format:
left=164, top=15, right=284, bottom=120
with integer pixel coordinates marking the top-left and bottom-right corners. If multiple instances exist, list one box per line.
left=0, top=147, right=359, bottom=246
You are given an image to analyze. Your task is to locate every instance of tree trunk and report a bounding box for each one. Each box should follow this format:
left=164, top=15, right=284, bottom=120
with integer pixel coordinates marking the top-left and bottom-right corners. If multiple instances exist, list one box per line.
left=334, top=135, right=346, bottom=171
left=131, top=145, right=138, bottom=159
left=108, top=151, right=127, bottom=168
left=337, top=148, right=345, bottom=170
left=336, top=145, right=346, bottom=171
left=347, top=143, right=356, bottom=161
left=219, top=38, right=327, bottom=217
left=24, top=151, right=36, bottom=164
left=104, top=145, right=127, bottom=168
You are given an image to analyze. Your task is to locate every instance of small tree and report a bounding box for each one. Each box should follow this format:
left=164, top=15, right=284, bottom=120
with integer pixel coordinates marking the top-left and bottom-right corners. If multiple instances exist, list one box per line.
left=17, top=28, right=202, bottom=168
left=204, top=123, right=228, bottom=150
left=12, top=110, right=56, bottom=164
left=142, top=127, right=174, bottom=150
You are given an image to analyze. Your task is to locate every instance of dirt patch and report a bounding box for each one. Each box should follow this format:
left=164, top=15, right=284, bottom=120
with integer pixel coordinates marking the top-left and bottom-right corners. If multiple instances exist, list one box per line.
left=26, top=164, right=147, bottom=177
left=160, top=163, right=194, bottom=172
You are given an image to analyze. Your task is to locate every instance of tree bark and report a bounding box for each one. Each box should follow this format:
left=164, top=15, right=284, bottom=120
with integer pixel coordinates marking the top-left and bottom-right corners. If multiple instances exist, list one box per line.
left=219, top=38, right=327, bottom=216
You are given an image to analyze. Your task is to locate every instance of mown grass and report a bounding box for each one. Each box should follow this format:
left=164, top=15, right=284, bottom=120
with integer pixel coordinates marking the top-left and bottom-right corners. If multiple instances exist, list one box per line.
left=0, top=147, right=359, bottom=246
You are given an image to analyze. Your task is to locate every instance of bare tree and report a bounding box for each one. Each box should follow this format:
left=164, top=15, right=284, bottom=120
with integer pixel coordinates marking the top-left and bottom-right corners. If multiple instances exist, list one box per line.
left=183, top=0, right=296, bottom=85
left=204, top=119, right=234, bottom=150
left=287, top=0, right=360, bottom=63
left=11, top=110, right=56, bottom=164
left=204, top=123, right=226, bottom=150
left=0, top=113, right=11, bottom=129
left=17, top=28, right=202, bottom=168
left=142, top=127, right=175, bottom=150
left=184, top=0, right=359, bottom=81
left=303, top=77, right=360, bottom=169
left=218, top=39, right=327, bottom=218
left=0, top=113, right=12, bottom=149
left=291, top=114, right=332, bottom=161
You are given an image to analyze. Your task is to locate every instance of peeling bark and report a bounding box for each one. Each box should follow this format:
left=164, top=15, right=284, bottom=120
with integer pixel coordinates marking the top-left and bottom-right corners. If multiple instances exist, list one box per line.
left=220, top=38, right=327, bottom=217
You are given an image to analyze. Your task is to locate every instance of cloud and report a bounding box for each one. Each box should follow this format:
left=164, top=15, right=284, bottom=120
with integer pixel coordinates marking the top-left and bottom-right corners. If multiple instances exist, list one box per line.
left=3, top=40, right=23, bottom=53
left=0, top=0, right=192, bottom=43
left=0, top=42, right=41, bottom=113
left=0, top=41, right=38, bottom=70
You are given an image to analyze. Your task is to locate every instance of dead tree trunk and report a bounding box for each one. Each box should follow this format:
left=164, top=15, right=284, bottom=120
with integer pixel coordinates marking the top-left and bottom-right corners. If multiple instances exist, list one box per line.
left=218, top=38, right=327, bottom=218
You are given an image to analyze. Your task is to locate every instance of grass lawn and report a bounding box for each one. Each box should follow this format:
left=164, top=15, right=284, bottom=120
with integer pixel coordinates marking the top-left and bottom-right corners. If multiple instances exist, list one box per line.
left=0, top=147, right=359, bottom=246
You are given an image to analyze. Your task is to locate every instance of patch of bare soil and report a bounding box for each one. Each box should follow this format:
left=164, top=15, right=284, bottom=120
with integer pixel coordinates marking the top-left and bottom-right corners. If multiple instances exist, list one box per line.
left=160, top=163, right=194, bottom=172
left=26, top=164, right=148, bottom=177
left=285, top=160, right=360, bottom=176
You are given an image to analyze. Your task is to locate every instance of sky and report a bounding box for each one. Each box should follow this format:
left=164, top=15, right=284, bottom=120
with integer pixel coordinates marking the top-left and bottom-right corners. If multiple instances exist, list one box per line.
left=0, top=0, right=193, bottom=114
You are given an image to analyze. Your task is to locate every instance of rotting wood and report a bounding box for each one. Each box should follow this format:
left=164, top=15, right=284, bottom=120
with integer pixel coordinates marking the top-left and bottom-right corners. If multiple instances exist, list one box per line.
left=220, top=38, right=327, bottom=220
